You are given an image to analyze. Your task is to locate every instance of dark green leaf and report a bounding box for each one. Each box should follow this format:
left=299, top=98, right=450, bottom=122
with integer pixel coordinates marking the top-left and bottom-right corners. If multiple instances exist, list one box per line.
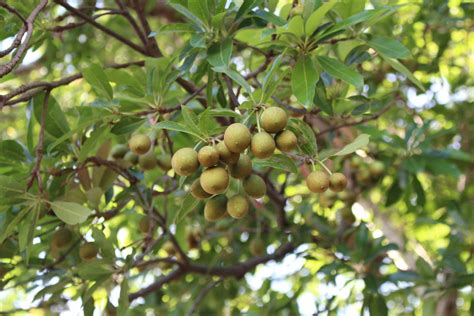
left=291, top=55, right=319, bottom=106
left=367, top=36, right=410, bottom=59
left=317, top=56, right=363, bottom=89
left=82, top=63, right=114, bottom=101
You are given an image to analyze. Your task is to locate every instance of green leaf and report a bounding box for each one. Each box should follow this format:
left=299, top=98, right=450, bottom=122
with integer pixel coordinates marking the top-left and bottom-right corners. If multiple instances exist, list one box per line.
left=291, top=55, right=319, bottom=106
left=111, top=117, right=145, bottom=135
left=187, top=0, right=210, bottom=25
left=181, top=106, right=202, bottom=136
left=0, top=207, right=29, bottom=244
left=0, top=140, right=26, bottom=162
left=82, top=63, right=113, bottom=101
left=213, top=66, right=253, bottom=96
left=32, top=93, right=70, bottom=139
left=253, top=9, right=287, bottom=26
left=288, top=118, right=318, bottom=156
left=287, top=15, right=305, bottom=38
left=207, top=38, right=233, bottom=68
left=155, top=121, right=201, bottom=138
left=333, top=134, right=369, bottom=156
left=169, top=3, right=207, bottom=31
left=317, top=56, right=363, bottom=89
left=367, top=36, right=410, bottom=59
left=380, top=54, right=425, bottom=91
left=253, top=154, right=298, bottom=173
left=50, top=201, right=92, bottom=225
left=78, top=125, right=110, bottom=163
left=77, top=259, right=114, bottom=280
left=117, top=278, right=129, bottom=316
left=236, top=0, right=260, bottom=21
left=0, top=176, right=27, bottom=205
left=305, top=1, right=337, bottom=36
left=91, top=227, right=115, bottom=260
left=175, top=192, right=201, bottom=223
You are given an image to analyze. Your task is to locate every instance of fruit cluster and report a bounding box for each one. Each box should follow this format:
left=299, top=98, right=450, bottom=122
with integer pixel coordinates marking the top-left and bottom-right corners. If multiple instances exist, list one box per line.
left=170, top=106, right=298, bottom=221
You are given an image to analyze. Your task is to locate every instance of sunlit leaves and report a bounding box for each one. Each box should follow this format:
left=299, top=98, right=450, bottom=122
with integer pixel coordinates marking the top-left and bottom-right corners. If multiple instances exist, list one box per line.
left=291, top=55, right=319, bottom=106
left=50, top=201, right=92, bottom=225
left=82, top=63, right=113, bottom=101
left=317, top=56, right=363, bottom=89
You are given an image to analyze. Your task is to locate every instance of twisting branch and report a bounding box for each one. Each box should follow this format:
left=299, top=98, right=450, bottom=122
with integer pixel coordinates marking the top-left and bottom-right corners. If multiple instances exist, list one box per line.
left=27, top=90, right=51, bottom=192
left=114, top=0, right=148, bottom=46
left=54, top=0, right=149, bottom=55
left=0, top=0, right=49, bottom=78
left=185, top=279, right=222, bottom=316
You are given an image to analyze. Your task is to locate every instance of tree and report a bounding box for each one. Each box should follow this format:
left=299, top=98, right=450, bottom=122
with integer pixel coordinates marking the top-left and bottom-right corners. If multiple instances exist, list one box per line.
left=0, top=0, right=472, bottom=315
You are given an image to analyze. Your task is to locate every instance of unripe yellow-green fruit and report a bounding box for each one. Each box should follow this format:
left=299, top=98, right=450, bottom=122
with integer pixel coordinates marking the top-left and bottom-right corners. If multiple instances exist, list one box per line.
left=350, top=156, right=363, bottom=169
left=229, top=154, right=252, bottom=179
left=139, top=216, right=151, bottom=233
left=79, top=242, right=98, bottom=261
left=329, top=173, right=347, bottom=192
left=224, top=123, right=251, bottom=153
left=128, top=134, right=151, bottom=155
left=157, top=154, right=172, bottom=171
left=249, top=238, right=265, bottom=256
left=171, top=148, right=199, bottom=176
left=52, top=228, right=73, bottom=249
left=227, top=195, right=249, bottom=219
left=86, top=187, right=103, bottom=209
left=204, top=195, right=228, bottom=221
left=124, top=151, right=139, bottom=165
left=243, top=174, right=266, bottom=198
left=138, top=151, right=157, bottom=170
left=260, top=107, right=288, bottom=133
left=306, top=171, right=330, bottom=193
left=216, top=142, right=239, bottom=165
left=369, top=161, right=384, bottom=177
left=251, top=132, right=275, bottom=159
left=200, top=167, right=229, bottom=195
left=356, top=168, right=371, bottom=183
left=275, top=130, right=297, bottom=152
left=163, top=240, right=176, bottom=256
left=190, top=179, right=212, bottom=200
left=110, top=144, right=128, bottom=160
left=198, top=146, right=219, bottom=167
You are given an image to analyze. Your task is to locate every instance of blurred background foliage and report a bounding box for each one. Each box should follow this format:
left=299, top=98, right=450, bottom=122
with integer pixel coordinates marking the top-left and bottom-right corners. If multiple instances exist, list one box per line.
left=0, top=0, right=473, bottom=315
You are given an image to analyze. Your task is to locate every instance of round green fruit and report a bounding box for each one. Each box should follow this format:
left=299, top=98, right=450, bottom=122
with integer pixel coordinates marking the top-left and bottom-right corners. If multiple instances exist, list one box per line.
left=260, top=107, right=288, bottom=133
left=251, top=132, right=275, bottom=159
left=157, top=154, right=172, bottom=171
left=306, top=171, right=330, bottom=193
left=249, top=238, right=265, bottom=256
left=224, top=123, right=251, bottom=153
left=128, top=134, right=151, bottom=155
left=198, top=146, right=219, bottom=167
left=171, top=148, right=199, bottom=176
left=200, top=167, right=229, bottom=195
left=275, top=130, right=297, bottom=152
left=356, top=168, right=371, bottom=183
left=52, top=228, right=73, bottom=249
left=216, top=142, right=239, bottom=165
left=163, top=241, right=176, bottom=256
left=204, top=195, right=228, bottom=221
left=369, top=161, right=384, bottom=177
left=79, top=242, right=98, bottom=261
left=329, top=173, right=347, bottom=192
left=190, top=179, right=212, bottom=200
left=138, top=151, right=157, bottom=170
left=227, top=195, right=249, bottom=219
left=229, top=154, right=252, bottom=179
left=243, top=174, right=266, bottom=198
left=124, top=151, right=139, bottom=165
left=110, top=144, right=128, bottom=159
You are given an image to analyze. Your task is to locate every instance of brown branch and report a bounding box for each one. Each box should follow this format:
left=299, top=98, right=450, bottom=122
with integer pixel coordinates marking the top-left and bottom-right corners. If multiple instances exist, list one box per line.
left=54, top=0, right=149, bottom=55
left=128, top=242, right=296, bottom=301
left=114, top=0, right=148, bottom=46
left=317, top=105, right=392, bottom=135
left=27, top=90, right=50, bottom=192
left=0, top=60, right=144, bottom=108
left=0, top=0, right=48, bottom=78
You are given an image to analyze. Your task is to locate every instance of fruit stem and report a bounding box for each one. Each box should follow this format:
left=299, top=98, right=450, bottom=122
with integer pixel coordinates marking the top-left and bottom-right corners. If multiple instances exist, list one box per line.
left=316, top=160, right=332, bottom=175
left=256, top=111, right=262, bottom=133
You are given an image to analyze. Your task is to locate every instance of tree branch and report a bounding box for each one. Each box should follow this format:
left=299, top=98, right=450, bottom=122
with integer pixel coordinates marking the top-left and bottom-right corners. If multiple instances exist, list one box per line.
left=0, top=0, right=48, bottom=78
